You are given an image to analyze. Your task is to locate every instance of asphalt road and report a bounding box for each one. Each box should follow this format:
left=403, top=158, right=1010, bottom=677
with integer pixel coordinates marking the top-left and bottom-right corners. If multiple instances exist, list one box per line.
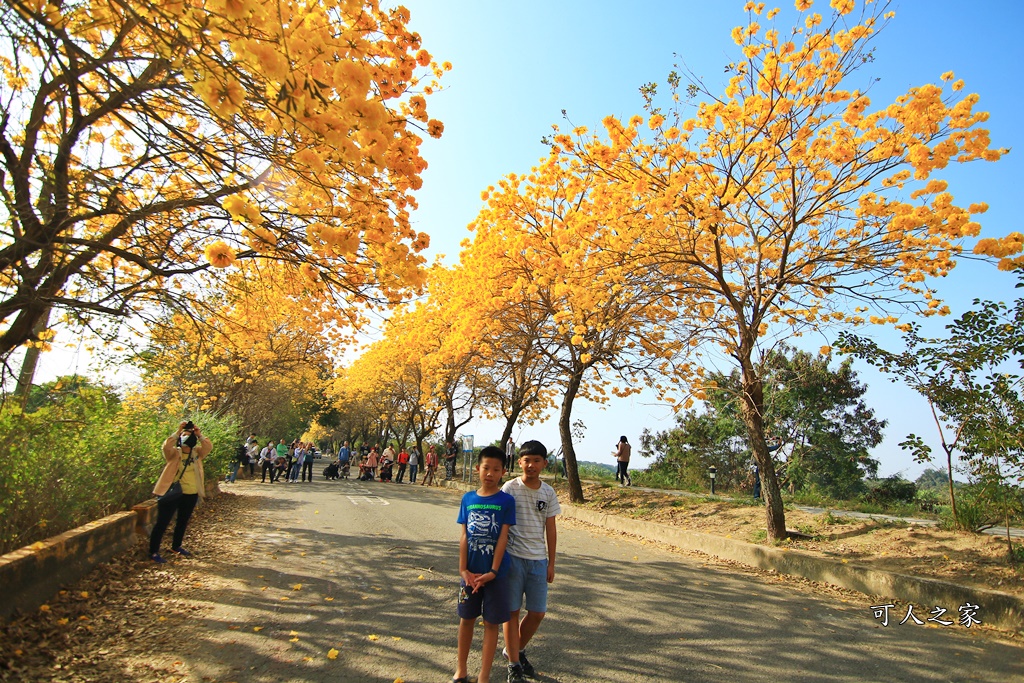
left=178, top=477, right=1023, bottom=683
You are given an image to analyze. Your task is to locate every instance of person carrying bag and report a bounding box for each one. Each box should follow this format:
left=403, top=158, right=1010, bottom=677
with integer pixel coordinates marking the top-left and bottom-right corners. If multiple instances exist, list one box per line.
left=150, top=421, right=212, bottom=563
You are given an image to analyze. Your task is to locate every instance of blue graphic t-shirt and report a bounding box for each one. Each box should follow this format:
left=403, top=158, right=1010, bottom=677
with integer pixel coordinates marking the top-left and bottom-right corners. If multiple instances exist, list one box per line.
left=457, top=490, right=517, bottom=576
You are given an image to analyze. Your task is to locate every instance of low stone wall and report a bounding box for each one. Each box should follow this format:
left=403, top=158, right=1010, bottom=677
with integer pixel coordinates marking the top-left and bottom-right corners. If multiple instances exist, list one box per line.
left=3, top=479, right=221, bottom=622
left=562, top=504, right=1024, bottom=633
left=0, top=511, right=137, bottom=621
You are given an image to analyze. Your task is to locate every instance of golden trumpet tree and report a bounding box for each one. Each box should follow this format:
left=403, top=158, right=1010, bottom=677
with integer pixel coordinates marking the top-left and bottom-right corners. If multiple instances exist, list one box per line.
left=330, top=303, right=452, bottom=451
left=555, top=0, right=1006, bottom=539
left=131, top=261, right=334, bottom=436
left=415, top=266, right=495, bottom=446
left=467, top=153, right=686, bottom=503
left=441, top=248, right=559, bottom=454
left=0, top=0, right=445, bottom=367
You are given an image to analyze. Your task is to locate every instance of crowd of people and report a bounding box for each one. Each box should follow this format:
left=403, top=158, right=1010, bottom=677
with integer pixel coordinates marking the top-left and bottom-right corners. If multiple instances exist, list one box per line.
left=333, top=439, right=464, bottom=486
left=225, top=436, right=321, bottom=484
left=223, top=436, right=477, bottom=488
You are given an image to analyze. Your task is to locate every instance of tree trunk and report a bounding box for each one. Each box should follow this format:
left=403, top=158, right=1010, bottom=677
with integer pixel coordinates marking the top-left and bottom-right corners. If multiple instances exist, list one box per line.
left=14, top=306, right=52, bottom=408
left=559, top=370, right=585, bottom=504
left=499, top=403, right=524, bottom=453
left=738, top=352, right=788, bottom=542
left=944, top=444, right=959, bottom=526
left=445, top=402, right=457, bottom=446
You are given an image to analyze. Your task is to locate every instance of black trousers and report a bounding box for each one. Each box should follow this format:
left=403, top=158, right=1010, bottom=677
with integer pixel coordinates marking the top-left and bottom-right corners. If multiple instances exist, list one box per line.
left=617, top=461, right=630, bottom=484
left=396, top=463, right=407, bottom=482
left=301, top=460, right=314, bottom=481
left=149, top=493, right=199, bottom=554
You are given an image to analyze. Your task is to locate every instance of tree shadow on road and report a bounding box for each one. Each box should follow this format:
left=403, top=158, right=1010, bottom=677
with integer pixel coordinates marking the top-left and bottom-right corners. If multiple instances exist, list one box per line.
left=118, top=486, right=1024, bottom=683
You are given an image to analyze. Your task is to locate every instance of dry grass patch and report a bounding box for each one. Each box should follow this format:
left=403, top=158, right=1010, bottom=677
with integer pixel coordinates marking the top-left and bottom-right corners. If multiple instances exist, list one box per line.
left=560, top=481, right=1024, bottom=598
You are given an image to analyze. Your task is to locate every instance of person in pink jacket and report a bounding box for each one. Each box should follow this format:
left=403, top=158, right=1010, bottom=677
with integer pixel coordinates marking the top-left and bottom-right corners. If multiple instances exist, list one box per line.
left=150, top=421, right=212, bottom=563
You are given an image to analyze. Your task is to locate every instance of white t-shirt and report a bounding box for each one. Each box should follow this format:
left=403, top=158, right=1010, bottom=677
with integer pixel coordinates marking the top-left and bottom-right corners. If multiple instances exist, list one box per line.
left=501, top=477, right=561, bottom=561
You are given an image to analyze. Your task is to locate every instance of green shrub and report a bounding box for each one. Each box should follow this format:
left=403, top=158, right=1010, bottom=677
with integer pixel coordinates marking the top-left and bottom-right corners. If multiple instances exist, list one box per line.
left=863, top=475, right=917, bottom=506
left=0, top=382, right=238, bottom=555
left=939, top=486, right=997, bottom=533
left=915, top=487, right=944, bottom=513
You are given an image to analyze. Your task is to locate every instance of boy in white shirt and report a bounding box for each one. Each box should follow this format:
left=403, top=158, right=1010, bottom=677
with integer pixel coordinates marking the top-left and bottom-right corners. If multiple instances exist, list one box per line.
left=500, top=440, right=561, bottom=681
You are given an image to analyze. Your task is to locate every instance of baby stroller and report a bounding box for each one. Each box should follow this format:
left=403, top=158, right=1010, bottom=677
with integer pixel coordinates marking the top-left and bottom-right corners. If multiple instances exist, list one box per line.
left=323, top=462, right=339, bottom=480
left=378, top=458, right=394, bottom=482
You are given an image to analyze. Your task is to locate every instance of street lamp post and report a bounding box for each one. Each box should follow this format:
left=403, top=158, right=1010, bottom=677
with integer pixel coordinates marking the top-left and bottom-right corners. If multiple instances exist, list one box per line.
left=709, top=465, right=717, bottom=495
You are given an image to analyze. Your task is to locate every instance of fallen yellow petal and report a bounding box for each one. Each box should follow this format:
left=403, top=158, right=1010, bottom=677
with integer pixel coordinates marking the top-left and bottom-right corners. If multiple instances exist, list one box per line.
left=80, top=591, right=89, bottom=599
left=327, top=648, right=339, bottom=659
left=392, top=636, right=402, bottom=641
left=417, top=575, right=424, bottom=580
left=56, top=618, right=69, bottom=625
left=39, top=605, right=50, bottom=612
left=292, top=584, right=303, bottom=591
left=325, top=597, right=335, bottom=602
left=253, top=626, right=263, bottom=632
left=261, top=587, right=268, bottom=591
left=280, top=597, right=290, bottom=601
left=290, top=630, right=299, bottom=636
left=368, top=634, right=379, bottom=641
left=290, top=637, right=299, bottom=642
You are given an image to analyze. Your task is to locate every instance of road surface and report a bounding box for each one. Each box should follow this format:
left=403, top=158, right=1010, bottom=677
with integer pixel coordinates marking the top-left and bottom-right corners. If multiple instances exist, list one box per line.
left=167, top=477, right=1023, bottom=682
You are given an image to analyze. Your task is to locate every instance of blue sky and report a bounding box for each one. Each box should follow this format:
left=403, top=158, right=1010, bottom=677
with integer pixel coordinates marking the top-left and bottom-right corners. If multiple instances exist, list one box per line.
left=398, top=0, right=1024, bottom=477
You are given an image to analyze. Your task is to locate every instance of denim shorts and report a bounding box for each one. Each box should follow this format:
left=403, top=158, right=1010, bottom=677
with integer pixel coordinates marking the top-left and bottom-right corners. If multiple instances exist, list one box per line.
left=506, top=555, right=548, bottom=613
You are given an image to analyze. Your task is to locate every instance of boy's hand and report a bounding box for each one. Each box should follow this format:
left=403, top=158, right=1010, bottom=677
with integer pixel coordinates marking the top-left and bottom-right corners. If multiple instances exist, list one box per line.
left=460, top=569, right=482, bottom=592
left=547, top=564, right=556, bottom=583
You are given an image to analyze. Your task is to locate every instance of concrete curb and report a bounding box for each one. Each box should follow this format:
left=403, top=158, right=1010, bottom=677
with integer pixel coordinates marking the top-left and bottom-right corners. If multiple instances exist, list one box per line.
left=2, top=480, right=221, bottom=622
left=443, top=479, right=1022, bottom=632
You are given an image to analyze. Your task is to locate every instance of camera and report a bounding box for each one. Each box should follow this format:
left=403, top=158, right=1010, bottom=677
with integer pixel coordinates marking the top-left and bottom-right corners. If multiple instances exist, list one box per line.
left=182, top=420, right=195, bottom=431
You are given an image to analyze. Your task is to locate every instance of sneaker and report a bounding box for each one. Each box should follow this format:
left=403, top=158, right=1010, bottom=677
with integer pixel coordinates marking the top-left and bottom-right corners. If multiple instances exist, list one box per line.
left=507, top=663, right=526, bottom=683
left=171, top=547, right=193, bottom=557
left=151, top=553, right=166, bottom=564
left=518, top=651, right=536, bottom=679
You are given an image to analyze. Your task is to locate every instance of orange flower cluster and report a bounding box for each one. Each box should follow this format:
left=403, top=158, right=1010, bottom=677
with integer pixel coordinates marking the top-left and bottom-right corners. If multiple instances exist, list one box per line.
left=0, top=0, right=446, bottom=358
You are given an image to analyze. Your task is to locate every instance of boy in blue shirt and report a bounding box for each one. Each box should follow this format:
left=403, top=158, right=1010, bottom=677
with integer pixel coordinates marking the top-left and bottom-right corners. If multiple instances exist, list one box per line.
left=454, top=446, right=517, bottom=683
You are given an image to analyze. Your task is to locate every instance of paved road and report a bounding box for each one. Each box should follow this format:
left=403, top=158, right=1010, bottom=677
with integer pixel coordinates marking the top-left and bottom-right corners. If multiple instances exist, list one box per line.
left=172, top=478, right=1022, bottom=683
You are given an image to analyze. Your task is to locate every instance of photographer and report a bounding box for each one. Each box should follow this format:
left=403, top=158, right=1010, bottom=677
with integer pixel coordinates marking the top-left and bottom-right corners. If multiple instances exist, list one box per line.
left=150, top=421, right=212, bottom=563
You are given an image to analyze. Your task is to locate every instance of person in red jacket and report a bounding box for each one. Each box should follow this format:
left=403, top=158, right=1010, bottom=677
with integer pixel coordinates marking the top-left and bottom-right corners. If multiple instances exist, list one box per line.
left=396, top=447, right=411, bottom=483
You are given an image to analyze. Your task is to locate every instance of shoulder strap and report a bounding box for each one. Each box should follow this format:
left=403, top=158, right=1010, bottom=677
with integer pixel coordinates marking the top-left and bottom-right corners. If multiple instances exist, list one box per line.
left=172, top=452, right=195, bottom=484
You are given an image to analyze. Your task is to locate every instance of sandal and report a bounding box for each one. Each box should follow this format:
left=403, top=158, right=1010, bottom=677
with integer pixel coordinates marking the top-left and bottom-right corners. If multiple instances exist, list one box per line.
left=452, top=677, right=478, bottom=683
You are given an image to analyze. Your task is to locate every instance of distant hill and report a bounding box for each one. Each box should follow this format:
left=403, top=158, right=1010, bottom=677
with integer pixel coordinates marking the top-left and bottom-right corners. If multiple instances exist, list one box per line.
left=576, top=460, right=616, bottom=474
